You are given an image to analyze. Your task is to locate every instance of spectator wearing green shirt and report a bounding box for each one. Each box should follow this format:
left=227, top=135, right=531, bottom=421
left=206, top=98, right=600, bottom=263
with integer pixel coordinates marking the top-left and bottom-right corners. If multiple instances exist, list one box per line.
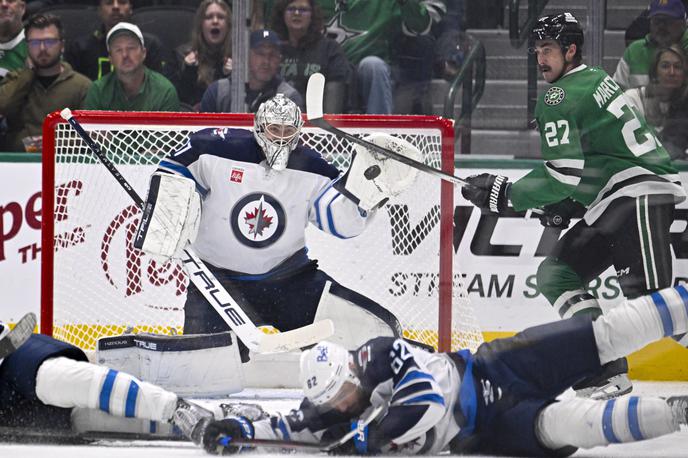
left=613, top=0, right=688, bottom=89
left=0, top=0, right=27, bottom=81
left=84, top=22, right=179, bottom=111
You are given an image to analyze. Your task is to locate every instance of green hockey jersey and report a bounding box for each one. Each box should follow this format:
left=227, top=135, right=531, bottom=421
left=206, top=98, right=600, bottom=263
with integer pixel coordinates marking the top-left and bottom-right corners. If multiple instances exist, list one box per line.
left=510, top=65, right=686, bottom=223
left=0, top=30, right=27, bottom=80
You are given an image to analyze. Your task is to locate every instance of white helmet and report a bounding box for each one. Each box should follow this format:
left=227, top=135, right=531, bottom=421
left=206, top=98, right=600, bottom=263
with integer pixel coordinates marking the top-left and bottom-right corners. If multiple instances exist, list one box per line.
left=253, top=94, right=304, bottom=171
left=299, top=341, right=360, bottom=406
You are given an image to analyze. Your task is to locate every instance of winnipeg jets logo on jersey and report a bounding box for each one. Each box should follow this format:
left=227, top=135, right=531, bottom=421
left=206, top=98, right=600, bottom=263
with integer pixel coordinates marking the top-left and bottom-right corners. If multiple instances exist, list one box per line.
left=230, top=193, right=286, bottom=248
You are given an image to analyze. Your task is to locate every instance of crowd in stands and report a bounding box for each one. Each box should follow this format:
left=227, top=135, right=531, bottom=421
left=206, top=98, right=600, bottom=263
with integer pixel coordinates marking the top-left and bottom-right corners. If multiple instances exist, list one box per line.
left=0, top=0, right=460, bottom=152
left=1, top=0, right=688, bottom=160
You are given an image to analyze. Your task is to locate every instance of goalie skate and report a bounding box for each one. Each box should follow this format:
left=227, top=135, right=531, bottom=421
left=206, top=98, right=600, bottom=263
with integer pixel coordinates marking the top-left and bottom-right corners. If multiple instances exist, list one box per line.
left=0, top=312, right=36, bottom=359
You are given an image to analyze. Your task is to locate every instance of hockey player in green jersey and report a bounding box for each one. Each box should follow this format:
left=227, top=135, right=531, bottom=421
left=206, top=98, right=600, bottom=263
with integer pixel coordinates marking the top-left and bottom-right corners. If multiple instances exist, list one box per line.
left=462, top=13, right=687, bottom=400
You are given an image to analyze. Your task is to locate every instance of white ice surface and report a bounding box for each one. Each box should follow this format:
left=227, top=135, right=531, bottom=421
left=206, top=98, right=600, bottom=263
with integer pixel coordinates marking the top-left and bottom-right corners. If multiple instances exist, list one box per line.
left=1, top=382, right=686, bottom=458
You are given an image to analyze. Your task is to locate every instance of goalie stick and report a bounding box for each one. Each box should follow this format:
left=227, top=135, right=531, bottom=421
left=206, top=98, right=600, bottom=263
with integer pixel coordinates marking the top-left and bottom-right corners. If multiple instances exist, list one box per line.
left=220, top=405, right=385, bottom=452
left=0, top=312, right=36, bottom=359
left=59, top=109, right=334, bottom=354
left=305, top=73, right=545, bottom=217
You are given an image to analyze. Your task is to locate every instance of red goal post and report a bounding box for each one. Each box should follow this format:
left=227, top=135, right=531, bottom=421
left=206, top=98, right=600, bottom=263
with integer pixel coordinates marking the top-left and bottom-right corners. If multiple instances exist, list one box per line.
left=41, top=111, right=482, bottom=353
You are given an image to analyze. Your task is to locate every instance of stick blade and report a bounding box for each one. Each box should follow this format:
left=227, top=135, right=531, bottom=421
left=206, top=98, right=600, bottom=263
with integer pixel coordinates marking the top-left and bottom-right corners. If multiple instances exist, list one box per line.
left=306, top=73, right=325, bottom=120
left=258, top=319, right=334, bottom=353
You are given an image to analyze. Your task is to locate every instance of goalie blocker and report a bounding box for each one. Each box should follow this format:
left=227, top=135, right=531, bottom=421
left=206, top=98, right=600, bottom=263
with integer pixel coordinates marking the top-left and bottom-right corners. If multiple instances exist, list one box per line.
left=334, top=133, right=421, bottom=212
left=134, top=172, right=201, bottom=260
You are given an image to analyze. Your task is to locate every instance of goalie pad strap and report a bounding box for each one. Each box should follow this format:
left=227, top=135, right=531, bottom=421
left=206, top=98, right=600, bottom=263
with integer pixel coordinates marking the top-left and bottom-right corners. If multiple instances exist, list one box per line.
left=134, top=172, right=201, bottom=259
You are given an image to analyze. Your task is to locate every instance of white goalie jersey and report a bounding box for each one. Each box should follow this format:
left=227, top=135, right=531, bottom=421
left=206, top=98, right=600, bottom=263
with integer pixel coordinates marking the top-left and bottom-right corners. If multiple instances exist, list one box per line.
left=157, top=127, right=371, bottom=275
left=250, top=337, right=465, bottom=454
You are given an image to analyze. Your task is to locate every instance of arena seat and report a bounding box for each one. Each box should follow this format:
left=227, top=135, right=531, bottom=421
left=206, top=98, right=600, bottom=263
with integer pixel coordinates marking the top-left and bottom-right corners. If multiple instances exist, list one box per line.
left=131, top=5, right=197, bottom=53
left=37, top=4, right=100, bottom=44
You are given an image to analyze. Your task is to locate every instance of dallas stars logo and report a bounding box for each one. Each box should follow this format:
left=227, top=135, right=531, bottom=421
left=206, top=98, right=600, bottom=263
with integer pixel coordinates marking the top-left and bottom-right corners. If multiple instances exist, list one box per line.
left=544, top=87, right=565, bottom=106
left=325, top=12, right=366, bottom=45
left=244, top=196, right=273, bottom=239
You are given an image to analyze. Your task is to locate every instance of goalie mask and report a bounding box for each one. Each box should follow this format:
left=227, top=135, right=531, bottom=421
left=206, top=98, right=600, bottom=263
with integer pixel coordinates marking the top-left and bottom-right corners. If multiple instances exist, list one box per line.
left=299, top=341, right=361, bottom=411
left=254, top=94, right=304, bottom=171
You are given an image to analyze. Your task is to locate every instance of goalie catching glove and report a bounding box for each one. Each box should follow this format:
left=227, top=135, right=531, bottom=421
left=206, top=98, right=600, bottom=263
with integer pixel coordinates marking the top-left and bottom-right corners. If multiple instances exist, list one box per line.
left=134, top=172, right=201, bottom=259
left=461, top=173, right=510, bottom=213
left=336, top=133, right=421, bottom=211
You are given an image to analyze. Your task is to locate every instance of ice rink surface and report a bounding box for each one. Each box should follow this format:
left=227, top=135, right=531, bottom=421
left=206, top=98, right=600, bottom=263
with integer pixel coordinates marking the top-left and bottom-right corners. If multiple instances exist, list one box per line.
left=1, top=382, right=686, bottom=458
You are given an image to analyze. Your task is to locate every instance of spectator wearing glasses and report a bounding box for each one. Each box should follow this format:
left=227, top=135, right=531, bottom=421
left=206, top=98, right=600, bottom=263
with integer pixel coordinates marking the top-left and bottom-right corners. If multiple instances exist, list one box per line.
left=0, top=13, right=91, bottom=152
left=614, top=0, right=688, bottom=89
left=269, top=0, right=352, bottom=113
left=0, top=0, right=26, bottom=81
left=174, top=0, right=233, bottom=111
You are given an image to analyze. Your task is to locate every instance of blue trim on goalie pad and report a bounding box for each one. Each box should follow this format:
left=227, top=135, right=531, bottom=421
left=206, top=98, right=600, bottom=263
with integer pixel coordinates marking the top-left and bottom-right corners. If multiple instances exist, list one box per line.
left=651, top=291, right=673, bottom=336
left=602, top=399, right=620, bottom=443
left=125, top=380, right=139, bottom=417
left=675, top=285, right=688, bottom=317
left=99, top=369, right=118, bottom=414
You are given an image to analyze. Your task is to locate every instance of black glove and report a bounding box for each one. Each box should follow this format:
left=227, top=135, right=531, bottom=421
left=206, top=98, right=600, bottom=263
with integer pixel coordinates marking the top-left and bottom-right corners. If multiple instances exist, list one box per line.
left=537, top=198, right=586, bottom=228
left=461, top=173, right=511, bottom=213
left=202, top=416, right=254, bottom=456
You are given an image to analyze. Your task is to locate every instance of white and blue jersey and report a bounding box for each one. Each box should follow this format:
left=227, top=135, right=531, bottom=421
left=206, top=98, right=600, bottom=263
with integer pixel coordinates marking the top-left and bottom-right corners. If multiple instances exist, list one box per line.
left=158, top=127, right=370, bottom=276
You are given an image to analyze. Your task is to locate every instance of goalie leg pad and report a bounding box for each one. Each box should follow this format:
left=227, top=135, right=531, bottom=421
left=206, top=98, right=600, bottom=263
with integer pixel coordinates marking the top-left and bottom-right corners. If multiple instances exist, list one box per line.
left=35, top=356, right=178, bottom=422
left=134, top=172, right=201, bottom=259
left=342, top=133, right=421, bottom=211
left=96, top=332, right=244, bottom=397
left=537, top=396, right=678, bottom=450
left=313, top=281, right=401, bottom=349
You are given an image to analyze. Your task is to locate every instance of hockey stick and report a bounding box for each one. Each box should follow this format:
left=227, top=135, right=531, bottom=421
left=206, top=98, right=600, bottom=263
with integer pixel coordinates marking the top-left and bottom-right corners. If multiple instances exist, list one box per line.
left=306, top=73, right=470, bottom=187
left=0, top=312, right=36, bottom=359
left=59, top=109, right=334, bottom=354
left=223, top=404, right=385, bottom=452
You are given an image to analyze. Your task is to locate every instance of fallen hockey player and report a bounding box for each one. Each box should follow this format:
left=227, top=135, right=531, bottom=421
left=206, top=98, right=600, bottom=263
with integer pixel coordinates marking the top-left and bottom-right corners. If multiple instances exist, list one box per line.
left=197, top=284, right=688, bottom=456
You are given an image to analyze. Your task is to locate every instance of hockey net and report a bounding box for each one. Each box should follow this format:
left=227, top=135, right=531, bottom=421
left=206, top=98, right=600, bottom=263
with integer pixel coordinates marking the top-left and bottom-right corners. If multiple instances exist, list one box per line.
left=41, top=111, right=482, bottom=354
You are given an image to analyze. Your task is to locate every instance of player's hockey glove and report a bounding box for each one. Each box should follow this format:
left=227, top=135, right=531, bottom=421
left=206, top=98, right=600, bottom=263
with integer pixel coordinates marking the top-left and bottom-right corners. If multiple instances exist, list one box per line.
left=461, top=173, right=510, bottom=213
left=202, top=416, right=254, bottom=455
left=537, top=198, right=586, bottom=228
left=328, top=418, right=378, bottom=455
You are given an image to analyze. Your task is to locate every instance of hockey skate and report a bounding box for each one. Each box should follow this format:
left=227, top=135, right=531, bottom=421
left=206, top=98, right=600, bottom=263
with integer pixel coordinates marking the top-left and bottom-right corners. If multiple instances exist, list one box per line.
left=0, top=312, right=36, bottom=359
left=666, top=396, right=688, bottom=427
left=572, top=357, right=632, bottom=400
left=172, top=398, right=214, bottom=445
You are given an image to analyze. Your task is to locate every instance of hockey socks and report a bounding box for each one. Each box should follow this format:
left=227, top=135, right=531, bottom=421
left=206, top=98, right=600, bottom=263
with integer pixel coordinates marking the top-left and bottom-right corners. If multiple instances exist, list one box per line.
left=537, top=396, right=679, bottom=450
left=35, top=357, right=178, bottom=422
left=593, top=285, right=688, bottom=365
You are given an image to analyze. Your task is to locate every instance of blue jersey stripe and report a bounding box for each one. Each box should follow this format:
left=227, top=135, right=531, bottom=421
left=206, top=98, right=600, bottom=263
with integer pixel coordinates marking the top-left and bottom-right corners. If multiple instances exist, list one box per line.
left=651, top=291, right=674, bottom=336
left=395, top=370, right=435, bottom=389
left=401, top=393, right=445, bottom=407
left=312, top=180, right=337, bottom=231
left=149, top=421, right=157, bottom=434
left=125, top=380, right=140, bottom=418
left=675, top=284, right=688, bottom=318
left=602, top=399, right=620, bottom=443
left=99, top=369, right=118, bottom=413
left=277, top=417, right=290, bottom=440
left=627, top=397, right=643, bottom=441
left=158, top=160, right=195, bottom=180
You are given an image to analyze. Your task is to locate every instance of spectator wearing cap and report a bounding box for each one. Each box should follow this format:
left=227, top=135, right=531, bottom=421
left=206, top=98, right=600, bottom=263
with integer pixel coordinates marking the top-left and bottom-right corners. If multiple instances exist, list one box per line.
left=83, top=22, right=180, bottom=111
left=0, top=0, right=27, bottom=81
left=64, top=0, right=174, bottom=82
left=614, top=0, right=688, bottom=89
left=200, top=29, right=303, bottom=113
left=0, top=13, right=91, bottom=152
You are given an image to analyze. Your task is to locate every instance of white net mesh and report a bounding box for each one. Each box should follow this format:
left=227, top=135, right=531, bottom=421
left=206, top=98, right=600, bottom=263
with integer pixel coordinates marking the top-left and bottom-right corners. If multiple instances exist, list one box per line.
left=44, top=113, right=482, bottom=353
